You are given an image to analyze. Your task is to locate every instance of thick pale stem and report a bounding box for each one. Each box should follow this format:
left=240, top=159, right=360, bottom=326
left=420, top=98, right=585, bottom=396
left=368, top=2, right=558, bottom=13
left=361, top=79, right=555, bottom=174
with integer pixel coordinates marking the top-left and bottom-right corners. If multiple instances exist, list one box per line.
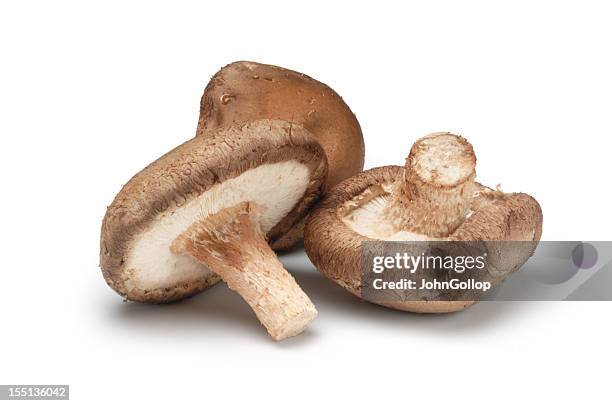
left=171, top=202, right=317, bottom=341
left=385, top=132, right=478, bottom=237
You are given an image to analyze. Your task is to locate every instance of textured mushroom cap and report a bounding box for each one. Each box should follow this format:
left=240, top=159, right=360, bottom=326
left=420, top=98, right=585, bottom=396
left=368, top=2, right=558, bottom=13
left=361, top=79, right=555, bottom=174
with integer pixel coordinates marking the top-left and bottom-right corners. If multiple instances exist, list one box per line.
left=197, top=61, right=365, bottom=191
left=304, top=166, right=543, bottom=313
left=101, top=119, right=327, bottom=303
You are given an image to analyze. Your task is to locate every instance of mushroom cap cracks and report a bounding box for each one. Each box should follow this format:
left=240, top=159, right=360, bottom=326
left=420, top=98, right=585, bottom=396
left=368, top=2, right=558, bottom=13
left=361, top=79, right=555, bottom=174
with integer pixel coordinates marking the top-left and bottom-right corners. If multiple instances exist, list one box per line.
left=100, top=119, right=327, bottom=303
left=304, top=166, right=543, bottom=313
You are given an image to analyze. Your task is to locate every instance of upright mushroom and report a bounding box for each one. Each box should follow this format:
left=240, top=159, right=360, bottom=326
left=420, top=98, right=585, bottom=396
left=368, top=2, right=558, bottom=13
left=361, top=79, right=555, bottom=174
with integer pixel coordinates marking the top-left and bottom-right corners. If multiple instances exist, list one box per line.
left=304, top=132, right=543, bottom=313
left=197, top=61, right=365, bottom=249
left=101, top=120, right=327, bottom=340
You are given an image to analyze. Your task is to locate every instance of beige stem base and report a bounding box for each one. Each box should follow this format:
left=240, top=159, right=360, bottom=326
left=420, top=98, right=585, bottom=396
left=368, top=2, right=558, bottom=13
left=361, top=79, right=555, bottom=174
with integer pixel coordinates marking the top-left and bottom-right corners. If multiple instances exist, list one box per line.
left=385, top=169, right=477, bottom=237
left=171, top=202, right=317, bottom=341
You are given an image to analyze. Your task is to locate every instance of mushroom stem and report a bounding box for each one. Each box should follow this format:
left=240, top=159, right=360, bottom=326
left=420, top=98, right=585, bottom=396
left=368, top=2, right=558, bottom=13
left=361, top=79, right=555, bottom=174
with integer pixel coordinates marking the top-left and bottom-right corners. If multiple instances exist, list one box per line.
left=385, top=132, right=478, bottom=237
left=171, top=202, right=317, bottom=341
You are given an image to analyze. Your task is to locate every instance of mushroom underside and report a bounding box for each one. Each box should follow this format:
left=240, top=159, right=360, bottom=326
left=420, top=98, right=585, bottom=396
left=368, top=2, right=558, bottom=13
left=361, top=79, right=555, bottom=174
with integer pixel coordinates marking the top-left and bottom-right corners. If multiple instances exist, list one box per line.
left=336, top=173, right=481, bottom=313
left=340, top=183, right=492, bottom=240
left=101, top=119, right=327, bottom=305
left=304, top=165, right=542, bottom=313
left=122, top=160, right=312, bottom=299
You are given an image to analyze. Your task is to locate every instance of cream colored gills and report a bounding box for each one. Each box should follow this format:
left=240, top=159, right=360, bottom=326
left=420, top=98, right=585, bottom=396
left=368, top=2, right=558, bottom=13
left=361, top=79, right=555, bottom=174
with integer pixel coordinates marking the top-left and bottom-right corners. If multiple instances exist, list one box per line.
left=127, top=161, right=311, bottom=291
left=341, top=186, right=433, bottom=241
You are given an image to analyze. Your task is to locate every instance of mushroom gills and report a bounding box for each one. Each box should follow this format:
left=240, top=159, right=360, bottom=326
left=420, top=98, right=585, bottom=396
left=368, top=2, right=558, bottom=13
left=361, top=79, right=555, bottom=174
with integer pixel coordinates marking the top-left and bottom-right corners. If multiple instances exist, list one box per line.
left=340, top=182, right=481, bottom=241
left=305, top=132, right=542, bottom=315
left=172, top=202, right=317, bottom=341
left=126, top=161, right=310, bottom=293
left=341, top=191, right=430, bottom=240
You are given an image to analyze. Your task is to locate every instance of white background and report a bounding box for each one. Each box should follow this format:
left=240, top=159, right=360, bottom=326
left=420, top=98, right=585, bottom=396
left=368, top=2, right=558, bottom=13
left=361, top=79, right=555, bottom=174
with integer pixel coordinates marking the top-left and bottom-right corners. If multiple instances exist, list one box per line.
left=1, top=1, right=611, bottom=405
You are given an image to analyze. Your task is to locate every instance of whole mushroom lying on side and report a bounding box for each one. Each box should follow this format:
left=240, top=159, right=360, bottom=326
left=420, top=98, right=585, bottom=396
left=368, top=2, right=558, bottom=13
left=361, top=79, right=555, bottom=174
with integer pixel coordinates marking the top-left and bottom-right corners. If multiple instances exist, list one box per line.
left=100, top=120, right=327, bottom=340
left=197, top=61, right=365, bottom=250
left=304, top=132, right=543, bottom=313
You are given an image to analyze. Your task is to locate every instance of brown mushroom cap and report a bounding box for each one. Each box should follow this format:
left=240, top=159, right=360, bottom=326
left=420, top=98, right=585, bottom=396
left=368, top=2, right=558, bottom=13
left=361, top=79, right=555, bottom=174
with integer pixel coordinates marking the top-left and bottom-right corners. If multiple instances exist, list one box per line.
left=304, top=134, right=543, bottom=313
left=197, top=61, right=365, bottom=249
left=198, top=61, right=364, bottom=188
left=101, top=119, right=327, bottom=303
